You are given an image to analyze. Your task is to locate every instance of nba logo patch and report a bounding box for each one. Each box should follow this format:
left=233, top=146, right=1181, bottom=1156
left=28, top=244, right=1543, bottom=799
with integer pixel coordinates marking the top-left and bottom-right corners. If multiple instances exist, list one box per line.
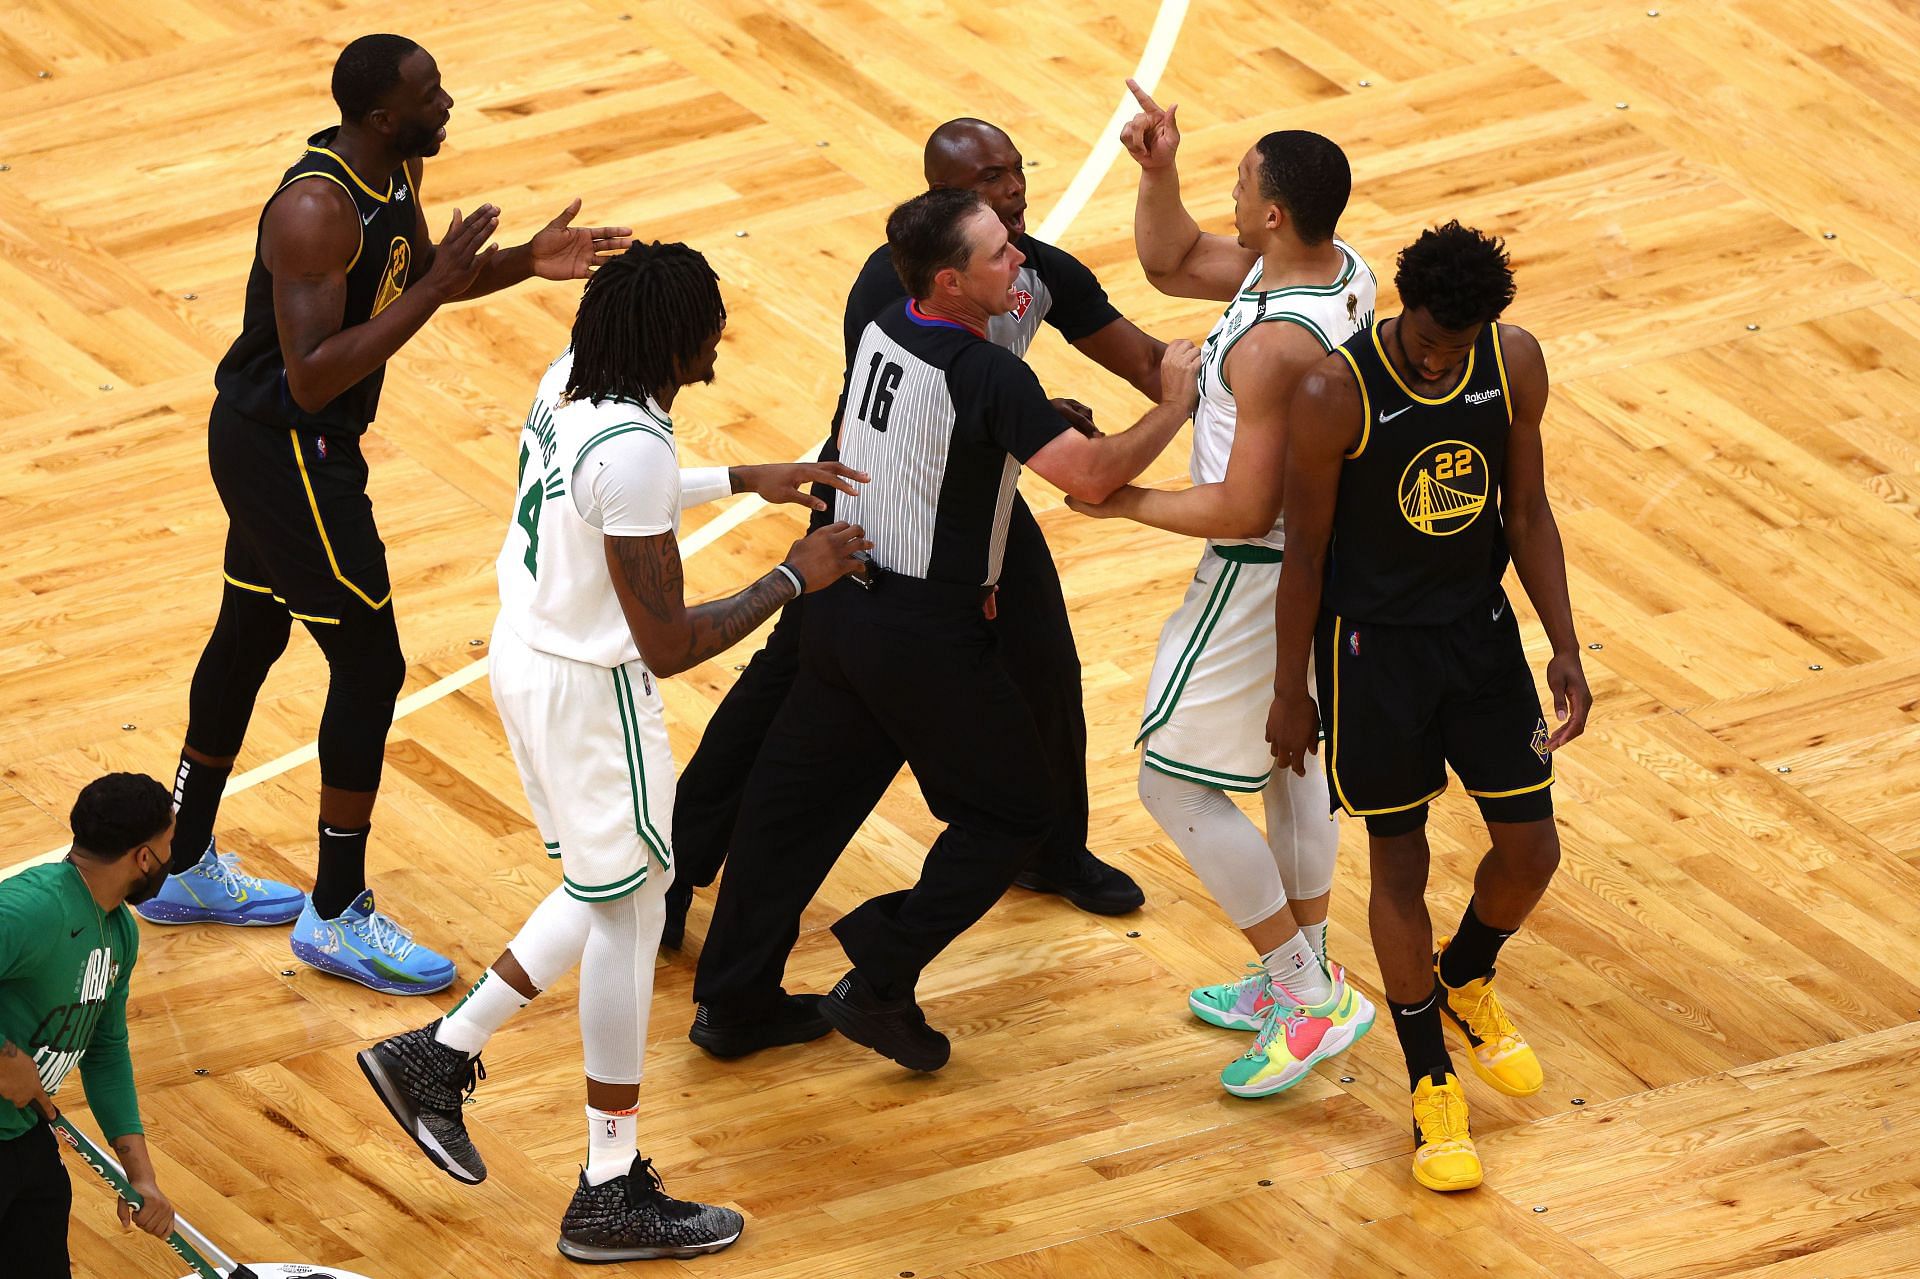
left=641, top=670, right=653, bottom=696
left=1348, top=629, right=1360, bottom=656
left=1010, top=289, right=1032, bottom=320
left=315, top=435, right=328, bottom=459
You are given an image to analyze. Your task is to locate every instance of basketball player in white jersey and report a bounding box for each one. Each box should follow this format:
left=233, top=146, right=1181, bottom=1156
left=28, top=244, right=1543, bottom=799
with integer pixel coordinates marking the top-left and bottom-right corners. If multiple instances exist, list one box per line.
left=1070, top=82, right=1376, bottom=1096
left=355, top=242, right=870, bottom=1262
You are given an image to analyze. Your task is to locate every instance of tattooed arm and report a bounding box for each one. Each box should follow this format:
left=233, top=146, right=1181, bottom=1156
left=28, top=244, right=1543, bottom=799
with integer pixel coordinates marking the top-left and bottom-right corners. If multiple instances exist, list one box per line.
left=604, top=519, right=871, bottom=678
left=0, top=1038, right=50, bottom=1111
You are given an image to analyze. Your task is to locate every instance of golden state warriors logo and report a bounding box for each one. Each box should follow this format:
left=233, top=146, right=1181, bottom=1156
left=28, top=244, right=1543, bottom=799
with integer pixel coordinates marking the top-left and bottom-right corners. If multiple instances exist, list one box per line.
left=371, top=236, right=411, bottom=317
left=1398, top=439, right=1489, bottom=536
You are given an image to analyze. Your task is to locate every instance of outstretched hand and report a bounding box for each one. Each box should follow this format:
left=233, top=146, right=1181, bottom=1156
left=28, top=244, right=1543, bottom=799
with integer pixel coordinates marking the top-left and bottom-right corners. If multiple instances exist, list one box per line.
left=528, top=198, right=634, bottom=281
left=1119, top=78, right=1181, bottom=171
left=737, top=461, right=869, bottom=511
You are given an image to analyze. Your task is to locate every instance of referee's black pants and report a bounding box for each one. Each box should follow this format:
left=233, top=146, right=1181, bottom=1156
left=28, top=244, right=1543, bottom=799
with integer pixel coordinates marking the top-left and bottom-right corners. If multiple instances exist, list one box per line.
left=692, top=575, right=1053, bottom=1016
left=672, top=495, right=1086, bottom=892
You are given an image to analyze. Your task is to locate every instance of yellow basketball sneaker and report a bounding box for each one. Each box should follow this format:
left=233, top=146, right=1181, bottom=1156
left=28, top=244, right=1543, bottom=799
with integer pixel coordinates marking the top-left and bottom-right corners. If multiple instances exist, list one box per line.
left=1434, top=939, right=1543, bottom=1097
left=1410, top=1073, right=1482, bottom=1192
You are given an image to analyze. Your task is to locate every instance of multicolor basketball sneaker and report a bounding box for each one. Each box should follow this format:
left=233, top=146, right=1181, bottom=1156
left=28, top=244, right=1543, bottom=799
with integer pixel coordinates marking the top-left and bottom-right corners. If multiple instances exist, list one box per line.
left=290, top=889, right=455, bottom=995
left=1189, top=963, right=1282, bottom=1031
left=135, top=841, right=306, bottom=927
left=1219, top=965, right=1375, bottom=1098
left=1190, top=953, right=1351, bottom=1032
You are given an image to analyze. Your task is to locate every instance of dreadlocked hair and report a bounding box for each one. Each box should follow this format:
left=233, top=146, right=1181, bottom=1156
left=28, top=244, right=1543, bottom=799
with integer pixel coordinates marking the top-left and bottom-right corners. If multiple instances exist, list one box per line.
left=565, top=242, right=726, bottom=407
left=1394, top=221, right=1516, bottom=331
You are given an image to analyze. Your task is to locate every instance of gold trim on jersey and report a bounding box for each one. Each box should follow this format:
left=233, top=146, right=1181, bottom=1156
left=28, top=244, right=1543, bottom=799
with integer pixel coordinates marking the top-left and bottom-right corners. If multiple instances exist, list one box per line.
left=1328, top=613, right=1449, bottom=817
left=1336, top=346, right=1371, bottom=459
left=223, top=572, right=273, bottom=595
left=1490, top=321, right=1513, bottom=427
left=305, top=145, right=393, bottom=203
left=271, top=171, right=364, bottom=274
left=287, top=430, right=392, bottom=611
left=1372, top=321, right=1477, bottom=406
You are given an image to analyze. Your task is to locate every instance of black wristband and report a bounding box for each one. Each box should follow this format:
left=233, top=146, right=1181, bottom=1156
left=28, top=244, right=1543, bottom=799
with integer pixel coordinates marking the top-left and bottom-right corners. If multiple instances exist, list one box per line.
left=774, top=561, right=806, bottom=597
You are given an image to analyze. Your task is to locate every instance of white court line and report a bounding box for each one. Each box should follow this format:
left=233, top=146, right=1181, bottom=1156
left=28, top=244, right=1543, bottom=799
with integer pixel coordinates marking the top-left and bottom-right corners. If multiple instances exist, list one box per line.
left=3, top=4, right=1190, bottom=879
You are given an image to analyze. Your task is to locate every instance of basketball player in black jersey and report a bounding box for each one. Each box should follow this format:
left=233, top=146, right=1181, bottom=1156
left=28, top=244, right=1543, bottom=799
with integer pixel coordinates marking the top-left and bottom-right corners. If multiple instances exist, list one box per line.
left=1267, top=223, right=1590, bottom=1192
left=142, top=34, right=633, bottom=995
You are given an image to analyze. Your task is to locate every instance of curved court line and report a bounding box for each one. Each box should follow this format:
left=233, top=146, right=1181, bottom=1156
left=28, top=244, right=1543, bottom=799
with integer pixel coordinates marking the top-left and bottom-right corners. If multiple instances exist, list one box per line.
left=3, top=3, right=1189, bottom=879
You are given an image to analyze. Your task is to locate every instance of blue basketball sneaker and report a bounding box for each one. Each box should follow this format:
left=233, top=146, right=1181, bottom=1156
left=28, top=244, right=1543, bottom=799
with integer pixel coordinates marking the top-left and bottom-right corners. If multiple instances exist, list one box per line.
left=290, top=889, right=455, bottom=995
left=135, top=841, right=306, bottom=927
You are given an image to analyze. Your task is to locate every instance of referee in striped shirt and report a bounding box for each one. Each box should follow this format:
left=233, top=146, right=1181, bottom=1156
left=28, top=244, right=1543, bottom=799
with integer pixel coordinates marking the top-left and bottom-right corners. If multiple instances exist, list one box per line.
left=692, top=188, right=1200, bottom=1070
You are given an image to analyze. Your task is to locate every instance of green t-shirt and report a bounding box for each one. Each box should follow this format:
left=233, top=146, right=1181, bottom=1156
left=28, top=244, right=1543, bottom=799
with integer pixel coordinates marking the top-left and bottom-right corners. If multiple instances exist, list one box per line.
left=0, top=862, right=142, bottom=1142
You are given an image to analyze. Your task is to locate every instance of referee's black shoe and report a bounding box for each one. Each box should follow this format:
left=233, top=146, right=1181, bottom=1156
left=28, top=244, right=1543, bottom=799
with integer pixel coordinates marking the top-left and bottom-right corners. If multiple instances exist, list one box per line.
left=1013, top=849, right=1145, bottom=915
left=688, top=993, right=832, bottom=1059
left=820, top=969, right=951, bottom=1072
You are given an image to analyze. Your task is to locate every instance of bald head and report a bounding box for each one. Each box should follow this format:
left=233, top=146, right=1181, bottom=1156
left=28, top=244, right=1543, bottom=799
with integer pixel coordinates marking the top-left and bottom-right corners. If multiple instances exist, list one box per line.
left=923, top=118, right=1028, bottom=237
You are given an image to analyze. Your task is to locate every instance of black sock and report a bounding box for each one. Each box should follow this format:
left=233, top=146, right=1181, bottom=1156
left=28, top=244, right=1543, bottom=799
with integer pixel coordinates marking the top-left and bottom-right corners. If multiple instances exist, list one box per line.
left=312, top=821, right=371, bottom=919
left=1439, top=899, right=1517, bottom=988
left=1389, top=983, right=1453, bottom=1090
left=169, top=753, right=232, bottom=874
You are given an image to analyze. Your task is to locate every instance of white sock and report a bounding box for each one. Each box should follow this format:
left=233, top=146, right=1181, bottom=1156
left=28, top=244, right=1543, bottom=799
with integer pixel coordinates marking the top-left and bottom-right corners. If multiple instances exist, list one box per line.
left=436, top=971, right=530, bottom=1057
left=584, top=1104, right=638, bottom=1187
left=1263, top=931, right=1333, bottom=1008
left=1301, top=921, right=1329, bottom=969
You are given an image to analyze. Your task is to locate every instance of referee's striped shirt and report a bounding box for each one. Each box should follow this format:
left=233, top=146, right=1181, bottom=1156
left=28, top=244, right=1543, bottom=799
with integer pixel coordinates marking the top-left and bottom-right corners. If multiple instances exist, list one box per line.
left=836, top=300, right=1067, bottom=586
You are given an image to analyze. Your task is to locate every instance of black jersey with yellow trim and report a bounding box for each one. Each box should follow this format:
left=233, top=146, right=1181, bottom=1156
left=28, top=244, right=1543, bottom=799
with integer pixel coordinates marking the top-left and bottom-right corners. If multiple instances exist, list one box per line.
left=213, top=128, right=429, bottom=436
left=1324, top=319, right=1514, bottom=627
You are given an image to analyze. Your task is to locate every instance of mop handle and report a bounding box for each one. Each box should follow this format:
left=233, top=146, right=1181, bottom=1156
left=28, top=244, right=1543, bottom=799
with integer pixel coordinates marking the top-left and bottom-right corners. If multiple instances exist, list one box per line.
left=35, top=1099, right=253, bottom=1279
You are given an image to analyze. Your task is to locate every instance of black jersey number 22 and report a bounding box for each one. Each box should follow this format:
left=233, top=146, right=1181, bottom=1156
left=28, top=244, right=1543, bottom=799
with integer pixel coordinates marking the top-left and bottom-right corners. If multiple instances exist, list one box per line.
left=857, top=353, right=904, bottom=432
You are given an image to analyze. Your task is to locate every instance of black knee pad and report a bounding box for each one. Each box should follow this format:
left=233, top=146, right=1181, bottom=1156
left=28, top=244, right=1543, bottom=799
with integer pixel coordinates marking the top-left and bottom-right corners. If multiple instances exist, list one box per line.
left=1364, top=803, right=1431, bottom=838
left=309, top=605, right=406, bottom=792
left=212, top=582, right=295, bottom=672
left=185, top=585, right=296, bottom=756
left=309, top=605, right=406, bottom=699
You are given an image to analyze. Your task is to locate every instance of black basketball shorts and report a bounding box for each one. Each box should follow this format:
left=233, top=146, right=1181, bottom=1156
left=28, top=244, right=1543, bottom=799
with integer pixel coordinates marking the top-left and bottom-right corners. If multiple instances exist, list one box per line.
left=1315, top=589, right=1554, bottom=829
left=208, top=400, right=392, bottom=624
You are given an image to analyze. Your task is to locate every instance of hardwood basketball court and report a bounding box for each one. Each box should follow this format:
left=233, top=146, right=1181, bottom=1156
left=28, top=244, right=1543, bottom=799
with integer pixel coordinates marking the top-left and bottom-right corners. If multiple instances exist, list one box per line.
left=3, top=0, right=1918, bottom=1274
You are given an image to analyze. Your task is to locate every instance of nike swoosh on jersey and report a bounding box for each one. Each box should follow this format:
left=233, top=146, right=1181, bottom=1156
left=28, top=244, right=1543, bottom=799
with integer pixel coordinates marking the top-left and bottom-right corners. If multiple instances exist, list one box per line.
left=361, top=208, right=377, bottom=226
left=1379, top=405, right=1412, bottom=423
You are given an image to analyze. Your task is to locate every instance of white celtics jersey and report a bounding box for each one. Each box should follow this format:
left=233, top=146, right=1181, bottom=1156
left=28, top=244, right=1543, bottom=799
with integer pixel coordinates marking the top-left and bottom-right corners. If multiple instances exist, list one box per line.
left=496, top=352, right=677, bottom=668
left=1192, top=239, right=1375, bottom=550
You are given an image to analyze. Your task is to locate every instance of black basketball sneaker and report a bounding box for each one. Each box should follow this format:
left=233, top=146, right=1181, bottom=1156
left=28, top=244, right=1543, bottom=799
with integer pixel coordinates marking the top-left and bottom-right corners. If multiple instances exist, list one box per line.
left=557, top=1156, right=744, bottom=1262
left=356, top=1020, right=488, bottom=1184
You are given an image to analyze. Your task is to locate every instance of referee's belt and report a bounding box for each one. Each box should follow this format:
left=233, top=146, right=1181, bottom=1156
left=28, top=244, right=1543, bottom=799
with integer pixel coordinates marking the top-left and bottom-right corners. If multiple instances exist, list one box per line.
left=854, top=560, right=995, bottom=606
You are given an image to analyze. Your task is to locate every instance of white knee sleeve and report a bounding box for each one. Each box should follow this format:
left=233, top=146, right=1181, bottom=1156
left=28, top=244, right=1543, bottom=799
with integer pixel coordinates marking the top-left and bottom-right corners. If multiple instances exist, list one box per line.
left=578, top=877, right=668, bottom=1087
left=1138, top=765, right=1287, bottom=931
left=1263, top=763, right=1339, bottom=901
left=506, top=887, right=594, bottom=991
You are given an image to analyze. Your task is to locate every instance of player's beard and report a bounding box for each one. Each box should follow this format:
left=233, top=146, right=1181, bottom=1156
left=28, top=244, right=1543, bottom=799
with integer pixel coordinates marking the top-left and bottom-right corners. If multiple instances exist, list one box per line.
left=124, top=857, right=171, bottom=906
left=396, top=119, right=444, bottom=159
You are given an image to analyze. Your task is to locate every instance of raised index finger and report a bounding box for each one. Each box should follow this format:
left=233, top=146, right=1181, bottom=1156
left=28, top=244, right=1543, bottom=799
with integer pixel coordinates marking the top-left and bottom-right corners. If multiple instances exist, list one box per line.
left=1125, top=77, right=1163, bottom=115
